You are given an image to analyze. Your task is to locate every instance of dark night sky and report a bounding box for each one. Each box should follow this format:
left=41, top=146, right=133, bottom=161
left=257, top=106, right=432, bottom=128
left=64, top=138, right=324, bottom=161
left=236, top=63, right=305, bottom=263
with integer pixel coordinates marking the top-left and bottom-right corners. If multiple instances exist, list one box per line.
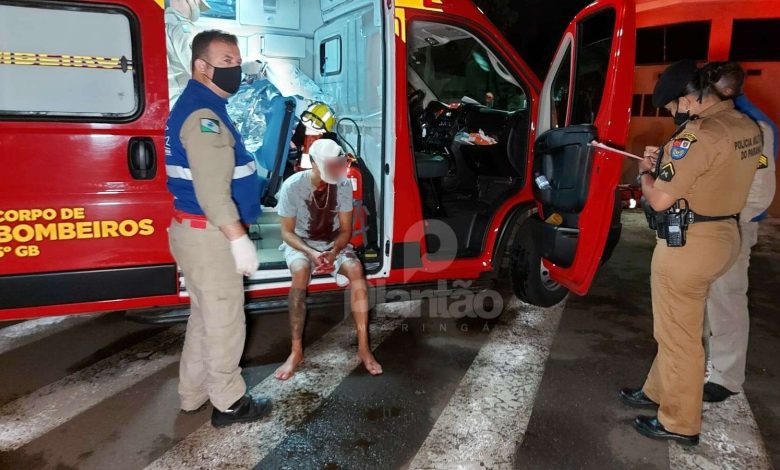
left=473, top=0, right=592, bottom=78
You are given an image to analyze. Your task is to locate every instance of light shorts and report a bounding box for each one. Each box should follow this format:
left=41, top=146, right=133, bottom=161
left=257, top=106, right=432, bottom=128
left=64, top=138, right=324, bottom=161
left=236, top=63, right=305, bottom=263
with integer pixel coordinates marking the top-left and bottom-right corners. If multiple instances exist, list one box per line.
left=281, top=243, right=359, bottom=287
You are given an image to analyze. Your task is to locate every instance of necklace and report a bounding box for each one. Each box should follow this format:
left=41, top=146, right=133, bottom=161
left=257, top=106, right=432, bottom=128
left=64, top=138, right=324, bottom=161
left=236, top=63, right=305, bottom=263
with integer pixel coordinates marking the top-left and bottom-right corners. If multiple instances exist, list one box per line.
left=312, top=184, right=330, bottom=210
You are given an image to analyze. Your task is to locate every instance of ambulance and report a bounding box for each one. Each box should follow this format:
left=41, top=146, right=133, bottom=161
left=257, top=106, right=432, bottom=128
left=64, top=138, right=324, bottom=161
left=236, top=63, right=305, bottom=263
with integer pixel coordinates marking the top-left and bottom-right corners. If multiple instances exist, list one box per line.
left=625, top=0, right=780, bottom=215
left=0, top=0, right=636, bottom=321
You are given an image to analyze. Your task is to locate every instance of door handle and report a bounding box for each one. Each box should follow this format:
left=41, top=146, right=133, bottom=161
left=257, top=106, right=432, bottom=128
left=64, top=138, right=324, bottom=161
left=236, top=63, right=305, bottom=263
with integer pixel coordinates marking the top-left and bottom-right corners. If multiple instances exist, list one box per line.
left=127, top=137, right=157, bottom=180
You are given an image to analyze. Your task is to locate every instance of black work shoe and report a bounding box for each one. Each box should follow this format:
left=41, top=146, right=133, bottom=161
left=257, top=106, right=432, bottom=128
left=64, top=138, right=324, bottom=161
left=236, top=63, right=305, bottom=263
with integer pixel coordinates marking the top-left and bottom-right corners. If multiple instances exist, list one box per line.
left=632, top=415, right=699, bottom=445
left=703, top=382, right=737, bottom=403
left=619, top=388, right=659, bottom=409
left=211, top=395, right=272, bottom=428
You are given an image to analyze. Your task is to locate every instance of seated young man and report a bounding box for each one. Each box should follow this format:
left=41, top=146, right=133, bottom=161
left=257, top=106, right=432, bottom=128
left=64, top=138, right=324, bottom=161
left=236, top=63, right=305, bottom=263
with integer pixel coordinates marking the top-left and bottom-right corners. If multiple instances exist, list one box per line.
left=274, top=138, right=383, bottom=380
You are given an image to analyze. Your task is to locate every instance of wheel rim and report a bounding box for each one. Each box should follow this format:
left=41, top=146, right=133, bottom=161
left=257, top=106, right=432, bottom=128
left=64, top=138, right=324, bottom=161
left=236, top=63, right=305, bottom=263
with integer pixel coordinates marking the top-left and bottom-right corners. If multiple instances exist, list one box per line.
left=539, top=261, right=560, bottom=291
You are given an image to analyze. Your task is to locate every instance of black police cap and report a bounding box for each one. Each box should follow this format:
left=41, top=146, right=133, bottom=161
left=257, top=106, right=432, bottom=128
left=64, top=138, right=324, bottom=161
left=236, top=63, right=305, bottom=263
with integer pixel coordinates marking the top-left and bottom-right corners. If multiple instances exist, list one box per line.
left=652, top=60, right=699, bottom=108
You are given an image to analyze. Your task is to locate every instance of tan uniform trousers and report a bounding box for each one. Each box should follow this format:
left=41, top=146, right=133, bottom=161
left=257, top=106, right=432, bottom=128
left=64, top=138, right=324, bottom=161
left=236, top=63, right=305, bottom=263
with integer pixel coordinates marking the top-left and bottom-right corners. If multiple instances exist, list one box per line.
left=705, top=221, right=759, bottom=392
left=643, top=221, right=740, bottom=436
left=169, top=218, right=247, bottom=412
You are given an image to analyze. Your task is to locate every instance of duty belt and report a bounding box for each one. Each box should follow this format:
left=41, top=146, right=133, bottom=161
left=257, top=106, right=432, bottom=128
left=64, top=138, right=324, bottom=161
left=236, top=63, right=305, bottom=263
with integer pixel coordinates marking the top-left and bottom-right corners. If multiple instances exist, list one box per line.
left=686, top=211, right=739, bottom=224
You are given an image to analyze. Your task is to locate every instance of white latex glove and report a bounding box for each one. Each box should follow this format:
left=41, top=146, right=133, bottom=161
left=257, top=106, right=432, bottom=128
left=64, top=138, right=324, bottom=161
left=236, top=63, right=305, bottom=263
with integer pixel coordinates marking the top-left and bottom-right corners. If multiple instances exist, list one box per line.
left=229, top=235, right=258, bottom=277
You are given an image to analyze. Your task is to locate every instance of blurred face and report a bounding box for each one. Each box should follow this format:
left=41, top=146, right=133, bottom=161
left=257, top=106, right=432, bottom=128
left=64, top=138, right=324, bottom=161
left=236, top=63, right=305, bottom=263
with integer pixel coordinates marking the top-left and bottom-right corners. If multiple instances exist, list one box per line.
left=323, top=158, right=348, bottom=175
left=312, top=156, right=348, bottom=184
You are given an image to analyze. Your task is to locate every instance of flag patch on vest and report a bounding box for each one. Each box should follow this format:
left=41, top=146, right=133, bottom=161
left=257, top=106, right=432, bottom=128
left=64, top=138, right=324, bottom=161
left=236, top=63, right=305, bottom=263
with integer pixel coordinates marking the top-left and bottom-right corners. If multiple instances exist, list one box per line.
left=670, top=133, right=696, bottom=160
left=200, top=118, right=221, bottom=134
left=758, top=154, right=769, bottom=169
left=659, top=162, right=675, bottom=181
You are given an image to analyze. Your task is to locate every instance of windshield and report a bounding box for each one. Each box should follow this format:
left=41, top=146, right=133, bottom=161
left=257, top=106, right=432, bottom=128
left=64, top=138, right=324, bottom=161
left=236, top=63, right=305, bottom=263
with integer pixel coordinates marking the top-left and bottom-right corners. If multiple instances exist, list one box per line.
left=407, top=22, right=526, bottom=111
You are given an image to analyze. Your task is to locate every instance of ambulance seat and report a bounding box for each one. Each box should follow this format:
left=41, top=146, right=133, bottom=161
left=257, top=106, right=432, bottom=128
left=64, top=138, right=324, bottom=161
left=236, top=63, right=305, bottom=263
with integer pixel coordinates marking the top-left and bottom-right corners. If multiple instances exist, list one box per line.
left=256, top=95, right=297, bottom=208
left=415, top=152, right=449, bottom=179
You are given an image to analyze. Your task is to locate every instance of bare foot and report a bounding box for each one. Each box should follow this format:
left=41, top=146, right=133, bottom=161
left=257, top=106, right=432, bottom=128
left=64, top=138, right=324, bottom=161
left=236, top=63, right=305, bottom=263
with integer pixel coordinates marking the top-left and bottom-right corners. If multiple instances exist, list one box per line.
left=358, top=349, right=383, bottom=376
left=274, top=351, right=303, bottom=380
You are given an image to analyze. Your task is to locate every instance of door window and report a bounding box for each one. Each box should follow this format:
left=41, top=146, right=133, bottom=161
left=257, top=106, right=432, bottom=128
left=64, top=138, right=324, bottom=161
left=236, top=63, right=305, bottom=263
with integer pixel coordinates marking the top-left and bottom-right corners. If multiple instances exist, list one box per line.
left=0, top=1, right=140, bottom=120
left=570, top=9, right=616, bottom=125
left=320, top=36, right=342, bottom=76
left=549, top=44, right=572, bottom=129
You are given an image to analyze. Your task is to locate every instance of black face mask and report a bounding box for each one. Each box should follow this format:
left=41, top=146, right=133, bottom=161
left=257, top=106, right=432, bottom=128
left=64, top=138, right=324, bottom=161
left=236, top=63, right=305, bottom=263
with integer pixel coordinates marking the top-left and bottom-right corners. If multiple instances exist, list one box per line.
left=206, top=62, right=242, bottom=95
left=673, top=99, right=690, bottom=126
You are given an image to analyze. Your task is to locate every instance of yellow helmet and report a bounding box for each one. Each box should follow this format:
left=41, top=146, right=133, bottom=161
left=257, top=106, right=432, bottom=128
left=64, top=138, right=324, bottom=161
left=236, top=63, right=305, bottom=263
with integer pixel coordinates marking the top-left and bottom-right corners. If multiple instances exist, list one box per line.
left=301, top=102, right=336, bottom=132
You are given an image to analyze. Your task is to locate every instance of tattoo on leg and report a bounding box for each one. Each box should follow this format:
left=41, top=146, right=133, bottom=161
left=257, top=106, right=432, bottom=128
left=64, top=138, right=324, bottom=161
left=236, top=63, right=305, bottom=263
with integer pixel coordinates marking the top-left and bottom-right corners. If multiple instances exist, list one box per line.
left=289, top=287, right=307, bottom=341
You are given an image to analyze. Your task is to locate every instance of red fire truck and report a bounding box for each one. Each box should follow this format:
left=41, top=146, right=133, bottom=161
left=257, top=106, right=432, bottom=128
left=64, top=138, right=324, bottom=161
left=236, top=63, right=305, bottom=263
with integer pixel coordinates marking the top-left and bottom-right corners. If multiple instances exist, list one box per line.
left=0, top=0, right=635, bottom=321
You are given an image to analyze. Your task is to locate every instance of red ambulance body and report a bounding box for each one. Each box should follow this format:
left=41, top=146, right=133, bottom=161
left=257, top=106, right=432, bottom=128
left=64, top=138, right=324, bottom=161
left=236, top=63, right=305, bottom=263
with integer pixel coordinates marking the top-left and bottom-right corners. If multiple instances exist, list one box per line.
left=0, top=0, right=636, bottom=320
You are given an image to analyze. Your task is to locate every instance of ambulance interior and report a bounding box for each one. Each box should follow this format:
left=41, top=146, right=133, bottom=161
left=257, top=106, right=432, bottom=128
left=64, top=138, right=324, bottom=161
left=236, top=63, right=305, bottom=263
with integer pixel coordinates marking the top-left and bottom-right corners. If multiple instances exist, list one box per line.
left=406, top=21, right=529, bottom=258
left=186, top=0, right=386, bottom=278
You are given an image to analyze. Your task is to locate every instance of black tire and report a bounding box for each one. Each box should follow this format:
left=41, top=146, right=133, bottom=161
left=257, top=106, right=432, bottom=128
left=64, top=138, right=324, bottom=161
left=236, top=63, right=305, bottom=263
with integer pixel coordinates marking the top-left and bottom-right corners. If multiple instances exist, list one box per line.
left=510, top=221, right=569, bottom=307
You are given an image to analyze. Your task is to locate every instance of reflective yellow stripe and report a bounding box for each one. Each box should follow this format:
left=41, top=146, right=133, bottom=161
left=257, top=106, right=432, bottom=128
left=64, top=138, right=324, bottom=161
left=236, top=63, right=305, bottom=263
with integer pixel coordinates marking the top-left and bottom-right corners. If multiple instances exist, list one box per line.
left=0, top=52, right=133, bottom=71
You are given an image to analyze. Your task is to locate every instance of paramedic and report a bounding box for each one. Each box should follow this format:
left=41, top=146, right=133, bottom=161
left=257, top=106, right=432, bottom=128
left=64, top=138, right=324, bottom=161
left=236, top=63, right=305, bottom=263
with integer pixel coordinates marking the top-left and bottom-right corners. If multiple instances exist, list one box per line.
left=165, top=0, right=209, bottom=107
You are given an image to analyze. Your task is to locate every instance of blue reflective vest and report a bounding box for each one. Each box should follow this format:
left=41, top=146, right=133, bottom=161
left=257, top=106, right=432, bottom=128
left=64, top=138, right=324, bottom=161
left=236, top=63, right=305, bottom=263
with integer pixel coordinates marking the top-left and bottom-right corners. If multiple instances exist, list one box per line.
left=165, top=80, right=261, bottom=224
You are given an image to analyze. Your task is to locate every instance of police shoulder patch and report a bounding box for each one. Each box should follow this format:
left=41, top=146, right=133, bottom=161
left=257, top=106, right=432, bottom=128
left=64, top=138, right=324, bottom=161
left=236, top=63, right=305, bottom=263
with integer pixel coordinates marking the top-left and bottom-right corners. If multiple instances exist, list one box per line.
left=200, top=118, right=221, bottom=134
left=758, top=154, right=769, bottom=170
left=670, top=132, right=697, bottom=160
left=658, top=162, right=675, bottom=182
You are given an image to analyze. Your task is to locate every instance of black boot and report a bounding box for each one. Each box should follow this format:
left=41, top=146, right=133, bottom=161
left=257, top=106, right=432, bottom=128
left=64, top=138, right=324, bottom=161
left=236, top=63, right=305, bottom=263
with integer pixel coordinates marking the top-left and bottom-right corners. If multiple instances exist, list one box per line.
left=703, top=382, right=737, bottom=403
left=632, top=415, right=699, bottom=445
left=211, top=395, right=272, bottom=428
left=619, top=388, right=659, bottom=409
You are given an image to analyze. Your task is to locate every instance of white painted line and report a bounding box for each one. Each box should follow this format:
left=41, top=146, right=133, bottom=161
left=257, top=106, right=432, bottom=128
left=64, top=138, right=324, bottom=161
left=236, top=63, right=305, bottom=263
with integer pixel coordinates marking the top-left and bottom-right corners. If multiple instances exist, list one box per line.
left=409, top=298, right=565, bottom=470
left=146, top=303, right=414, bottom=470
left=0, top=314, right=101, bottom=355
left=669, top=393, right=772, bottom=469
left=0, top=324, right=185, bottom=451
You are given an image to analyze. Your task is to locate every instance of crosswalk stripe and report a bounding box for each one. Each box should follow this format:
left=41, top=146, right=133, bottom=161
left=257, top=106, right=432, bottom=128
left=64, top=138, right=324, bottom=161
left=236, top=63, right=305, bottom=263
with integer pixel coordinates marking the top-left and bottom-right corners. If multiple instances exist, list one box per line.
left=146, top=304, right=414, bottom=470
left=669, top=393, right=772, bottom=469
left=0, top=324, right=185, bottom=451
left=0, top=314, right=100, bottom=355
left=408, top=298, right=565, bottom=469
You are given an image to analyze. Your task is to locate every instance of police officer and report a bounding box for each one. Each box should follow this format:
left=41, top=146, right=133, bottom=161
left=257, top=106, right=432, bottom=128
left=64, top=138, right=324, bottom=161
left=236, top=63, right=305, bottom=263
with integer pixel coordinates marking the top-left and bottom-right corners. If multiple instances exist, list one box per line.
left=166, top=30, right=271, bottom=427
left=702, top=62, right=777, bottom=402
left=619, top=60, right=762, bottom=444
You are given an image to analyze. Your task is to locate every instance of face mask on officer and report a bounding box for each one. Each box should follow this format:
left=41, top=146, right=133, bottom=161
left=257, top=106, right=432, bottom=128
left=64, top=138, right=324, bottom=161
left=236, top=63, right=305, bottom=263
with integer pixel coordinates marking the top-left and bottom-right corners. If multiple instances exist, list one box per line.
left=204, top=60, right=243, bottom=95
left=672, top=98, right=691, bottom=126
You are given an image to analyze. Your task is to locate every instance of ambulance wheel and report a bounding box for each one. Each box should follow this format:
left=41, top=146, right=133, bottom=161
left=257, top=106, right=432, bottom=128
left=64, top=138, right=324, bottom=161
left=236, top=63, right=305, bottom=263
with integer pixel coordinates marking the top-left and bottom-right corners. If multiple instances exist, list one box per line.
left=510, top=222, right=568, bottom=307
